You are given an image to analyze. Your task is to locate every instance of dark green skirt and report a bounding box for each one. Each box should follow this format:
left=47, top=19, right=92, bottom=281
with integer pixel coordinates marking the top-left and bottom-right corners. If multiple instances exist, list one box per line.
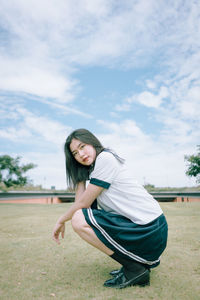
left=82, top=208, right=168, bottom=268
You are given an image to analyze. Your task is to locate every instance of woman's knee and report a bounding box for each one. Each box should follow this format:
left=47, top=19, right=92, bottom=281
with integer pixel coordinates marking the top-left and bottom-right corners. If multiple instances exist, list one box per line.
left=71, top=209, right=86, bottom=233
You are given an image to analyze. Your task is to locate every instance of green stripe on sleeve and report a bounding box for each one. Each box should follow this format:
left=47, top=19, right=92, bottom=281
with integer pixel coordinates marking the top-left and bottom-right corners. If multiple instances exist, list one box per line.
left=90, top=178, right=110, bottom=189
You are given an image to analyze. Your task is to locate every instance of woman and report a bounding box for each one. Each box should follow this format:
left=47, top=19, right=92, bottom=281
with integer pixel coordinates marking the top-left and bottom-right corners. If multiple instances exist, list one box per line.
left=52, top=128, right=168, bottom=289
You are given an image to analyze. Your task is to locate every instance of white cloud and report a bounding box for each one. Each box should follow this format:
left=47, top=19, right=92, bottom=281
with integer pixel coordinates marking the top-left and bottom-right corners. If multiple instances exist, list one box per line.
left=1, top=0, right=200, bottom=79
left=30, top=97, right=92, bottom=118
left=1, top=0, right=197, bottom=69
left=16, top=107, right=72, bottom=145
left=98, top=119, right=142, bottom=137
left=98, top=119, right=153, bottom=153
left=178, top=86, right=200, bottom=119
left=0, top=1, right=200, bottom=189
left=0, top=105, right=72, bottom=147
left=125, top=86, right=168, bottom=109
left=96, top=119, right=197, bottom=187
left=146, top=80, right=157, bottom=90
left=109, top=111, right=120, bottom=118
left=115, top=103, right=131, bottom=112
left=137, top=91, right=162, bottom=108
left=0, top=56, right=75, bottom=102
left=22, top=151, right=67, bottom=190
left=0, top=127, right=32, bottom=141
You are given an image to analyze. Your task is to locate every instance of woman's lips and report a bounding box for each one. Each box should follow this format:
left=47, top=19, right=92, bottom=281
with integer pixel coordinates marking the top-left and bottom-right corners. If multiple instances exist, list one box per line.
left=83, top=156, right=89, bottom=162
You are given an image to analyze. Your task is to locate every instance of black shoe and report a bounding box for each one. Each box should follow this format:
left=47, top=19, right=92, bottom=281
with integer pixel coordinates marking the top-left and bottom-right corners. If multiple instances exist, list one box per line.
left=104, top=269, right=150, bottom=289
left=109, top=267, right=123, bottom=276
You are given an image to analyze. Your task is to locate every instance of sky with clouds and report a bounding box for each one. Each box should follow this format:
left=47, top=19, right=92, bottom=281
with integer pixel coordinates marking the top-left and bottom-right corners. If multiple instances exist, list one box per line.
left=0, top=0, right=200, bottom=189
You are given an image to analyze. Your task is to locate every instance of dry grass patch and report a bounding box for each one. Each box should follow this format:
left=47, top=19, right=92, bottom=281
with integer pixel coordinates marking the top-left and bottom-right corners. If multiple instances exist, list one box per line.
left=0, top=202, right=199, bottom=300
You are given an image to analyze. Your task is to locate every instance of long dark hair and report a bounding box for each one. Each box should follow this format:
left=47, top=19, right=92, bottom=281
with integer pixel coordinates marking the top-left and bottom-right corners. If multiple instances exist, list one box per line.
left=64, top=128, right=104, bottom=189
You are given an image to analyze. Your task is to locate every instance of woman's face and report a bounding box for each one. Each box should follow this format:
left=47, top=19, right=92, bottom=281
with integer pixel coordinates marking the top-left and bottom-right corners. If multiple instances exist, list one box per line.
left=70, top=138, right=96, bottom=166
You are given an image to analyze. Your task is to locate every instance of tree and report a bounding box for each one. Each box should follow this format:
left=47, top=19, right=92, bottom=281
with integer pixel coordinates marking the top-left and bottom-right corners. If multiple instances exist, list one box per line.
left=184, top=146, right=200, bottom=183
left=144, top=184, right=156, bottom=192
left=0, top=155, right=37, bottom=188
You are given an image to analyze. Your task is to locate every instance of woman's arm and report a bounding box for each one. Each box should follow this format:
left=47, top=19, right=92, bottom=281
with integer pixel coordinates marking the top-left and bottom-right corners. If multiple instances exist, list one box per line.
left=52, top=183, right=103, bottom=244
left=75, top=181, right=86, bottom=202
left=57, top=183, right=103, bottom=223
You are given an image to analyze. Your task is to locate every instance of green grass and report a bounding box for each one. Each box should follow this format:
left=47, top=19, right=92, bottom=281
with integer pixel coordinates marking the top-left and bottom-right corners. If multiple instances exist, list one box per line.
left=0, top=203, right=199, bottom=300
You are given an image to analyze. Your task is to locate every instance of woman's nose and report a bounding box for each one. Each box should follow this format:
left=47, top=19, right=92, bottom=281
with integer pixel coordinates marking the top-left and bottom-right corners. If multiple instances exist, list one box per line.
left=79, top=149, right=84, bottom=157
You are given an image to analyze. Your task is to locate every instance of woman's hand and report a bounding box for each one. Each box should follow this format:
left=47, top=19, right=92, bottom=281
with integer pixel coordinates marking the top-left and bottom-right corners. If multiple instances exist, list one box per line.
left=52, top=221, right=65, bottom=244
left=52, top=183, right=103, bottom=245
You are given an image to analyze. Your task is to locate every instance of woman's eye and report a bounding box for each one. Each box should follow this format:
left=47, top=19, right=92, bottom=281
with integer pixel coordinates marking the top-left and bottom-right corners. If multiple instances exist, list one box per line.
left=80, top=144, right=85, bottom=149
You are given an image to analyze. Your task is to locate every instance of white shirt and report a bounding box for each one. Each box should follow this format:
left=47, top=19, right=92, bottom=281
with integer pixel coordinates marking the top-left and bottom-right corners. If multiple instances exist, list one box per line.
left=89, top=151, right=163, bottom=225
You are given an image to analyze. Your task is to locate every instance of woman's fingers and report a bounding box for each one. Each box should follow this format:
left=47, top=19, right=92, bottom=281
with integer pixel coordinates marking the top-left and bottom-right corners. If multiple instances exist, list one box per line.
left=61, top=227, right=65, bottom=239
left=52, top=223, right=65, bottom=244
left=52, top=231, right=60, bottom=244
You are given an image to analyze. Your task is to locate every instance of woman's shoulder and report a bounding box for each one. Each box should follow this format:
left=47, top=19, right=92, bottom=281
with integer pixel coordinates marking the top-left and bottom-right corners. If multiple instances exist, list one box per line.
left=97, top=150, right=117, bottom=162
left=90, top=150, right=121, bottom=179
left=95, top=150, right=120, bottom=169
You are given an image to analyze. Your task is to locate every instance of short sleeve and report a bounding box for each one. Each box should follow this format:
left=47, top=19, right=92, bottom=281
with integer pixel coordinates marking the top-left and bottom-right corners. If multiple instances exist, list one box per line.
left=89, top=151, right=119, bottom=189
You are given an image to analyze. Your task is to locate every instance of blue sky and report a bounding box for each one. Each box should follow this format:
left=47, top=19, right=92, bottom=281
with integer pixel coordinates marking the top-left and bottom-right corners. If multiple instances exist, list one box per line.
left=0, top=0, right=200, bottom=189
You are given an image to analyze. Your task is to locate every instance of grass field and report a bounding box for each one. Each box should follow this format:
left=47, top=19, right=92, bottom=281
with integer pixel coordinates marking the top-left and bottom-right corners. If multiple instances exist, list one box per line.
left=0, top=203, right=199, bottom=300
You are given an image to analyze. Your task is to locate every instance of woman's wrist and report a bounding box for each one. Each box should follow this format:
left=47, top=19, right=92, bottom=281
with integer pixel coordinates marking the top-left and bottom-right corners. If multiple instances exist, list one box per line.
left=57, top=202, right=79, bottom=225
left=57, top=216, right=67, bottom=224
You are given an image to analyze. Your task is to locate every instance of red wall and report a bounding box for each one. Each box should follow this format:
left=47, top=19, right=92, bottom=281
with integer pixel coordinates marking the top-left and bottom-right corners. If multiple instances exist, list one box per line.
left=0, top=197, right=62, bottom=204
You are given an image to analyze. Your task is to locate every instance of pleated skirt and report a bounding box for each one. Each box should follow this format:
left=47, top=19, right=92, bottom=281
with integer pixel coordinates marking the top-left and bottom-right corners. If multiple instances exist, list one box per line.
left=82, top=208, right=168, bottom=268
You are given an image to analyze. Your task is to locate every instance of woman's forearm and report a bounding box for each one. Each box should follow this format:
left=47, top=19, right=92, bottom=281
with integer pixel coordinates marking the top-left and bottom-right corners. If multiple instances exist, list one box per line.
left=75, top=181, right=86, bottom=201
left=57, top=182, right=86, bottom=224
left=57, top=201, right=83, bottom=224
left=56, top=183, right=103, bottom=225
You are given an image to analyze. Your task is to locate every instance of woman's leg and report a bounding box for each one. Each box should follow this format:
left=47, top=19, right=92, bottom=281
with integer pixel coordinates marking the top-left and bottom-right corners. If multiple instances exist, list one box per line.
left=71, top=209, right=150, bottom=288
left=71, top=209, right=114, bottom=256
